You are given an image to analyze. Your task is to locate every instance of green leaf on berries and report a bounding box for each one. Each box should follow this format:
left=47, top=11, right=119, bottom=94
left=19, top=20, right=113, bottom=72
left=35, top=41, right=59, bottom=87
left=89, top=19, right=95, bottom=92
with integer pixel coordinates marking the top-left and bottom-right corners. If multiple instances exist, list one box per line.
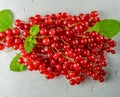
left=0, top=9, right=13, bottom=32
left=28, top=36, right=37, bottom=44
left=89, top=19, right=120, bottom=38
left=10, top=54, right=26, bottom=72
left=24, top=36, right=35, bottom=53
left=30, top=25, right=40, bottom=36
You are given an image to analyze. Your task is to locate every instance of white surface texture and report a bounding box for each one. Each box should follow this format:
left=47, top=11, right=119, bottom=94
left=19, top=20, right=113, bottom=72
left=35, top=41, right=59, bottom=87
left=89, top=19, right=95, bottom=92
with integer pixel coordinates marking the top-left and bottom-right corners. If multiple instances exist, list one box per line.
left=0, top=0, right=120, bottom=97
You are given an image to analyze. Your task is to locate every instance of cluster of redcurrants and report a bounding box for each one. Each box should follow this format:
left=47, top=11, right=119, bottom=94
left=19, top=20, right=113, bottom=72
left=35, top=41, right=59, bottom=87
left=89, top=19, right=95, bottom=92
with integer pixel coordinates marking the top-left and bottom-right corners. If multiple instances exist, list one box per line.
left=0, top=11, right=116, bottom=85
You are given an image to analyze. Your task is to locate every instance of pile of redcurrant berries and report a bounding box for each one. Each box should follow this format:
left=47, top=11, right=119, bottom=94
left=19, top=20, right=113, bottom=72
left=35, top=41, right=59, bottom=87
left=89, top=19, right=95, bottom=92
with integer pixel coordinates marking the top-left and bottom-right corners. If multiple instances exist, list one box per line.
left=0, top=11, right=116, bottom=85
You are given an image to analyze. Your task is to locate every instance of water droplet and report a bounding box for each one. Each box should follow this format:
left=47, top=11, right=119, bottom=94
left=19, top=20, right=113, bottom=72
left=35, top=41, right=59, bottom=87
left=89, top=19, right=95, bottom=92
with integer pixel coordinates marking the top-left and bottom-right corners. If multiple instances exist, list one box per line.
left=32, top=0, right=37, bottom=2
left=91, top=88, right=93, bottom=93
left=24, top=8, right=28, bottom=12
left=115, top=71, right=120, bottom=78
left=90, top=86, right=96, bottom=95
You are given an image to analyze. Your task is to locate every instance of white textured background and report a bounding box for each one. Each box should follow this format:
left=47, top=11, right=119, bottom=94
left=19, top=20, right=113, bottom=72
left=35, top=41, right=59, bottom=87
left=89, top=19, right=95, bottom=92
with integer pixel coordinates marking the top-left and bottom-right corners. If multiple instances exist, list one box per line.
left=0, top=0, right=120, bottom=97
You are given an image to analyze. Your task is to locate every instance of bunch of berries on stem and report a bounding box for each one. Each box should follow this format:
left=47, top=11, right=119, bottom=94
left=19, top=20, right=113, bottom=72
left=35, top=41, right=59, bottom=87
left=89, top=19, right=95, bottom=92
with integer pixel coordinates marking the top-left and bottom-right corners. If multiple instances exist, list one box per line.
left=0, top=11, right=116, bottom=85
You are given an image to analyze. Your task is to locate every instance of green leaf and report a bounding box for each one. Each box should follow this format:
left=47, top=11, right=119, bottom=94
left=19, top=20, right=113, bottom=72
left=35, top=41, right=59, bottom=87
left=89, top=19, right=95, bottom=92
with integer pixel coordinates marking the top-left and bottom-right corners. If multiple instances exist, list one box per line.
left=10, top=54, right=26, bottom=72
left=28, top=35, right=37, bottom=44
left=0, top=9, right=13, bottom=32
left=89, top=19, right=120, bottom=38
left=24, top=36, right=35, bottom=53
left=30, top=25, right=40, bottom=36
left=89, top=22, right=100, bottom=32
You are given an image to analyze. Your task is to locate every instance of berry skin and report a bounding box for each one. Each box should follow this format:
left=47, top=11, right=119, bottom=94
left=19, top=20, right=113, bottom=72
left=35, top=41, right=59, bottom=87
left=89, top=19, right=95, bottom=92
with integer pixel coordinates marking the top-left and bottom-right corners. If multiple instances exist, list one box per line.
left=90, top=11, right=98, bottom=17
left=12, top=27, right=20, bottom=35
left=15, top=19, right=24, bottom=29
left=6, top=29, right=13, bottom=35
left=45, top=74, right=54, bottom=79
left=42, top=38, right=50, bottom=45
left=74, top=76, right=81, bottom=84
left=4, top=41, right=13, bottom=47
left=18, top=57, right=24, bottom=64
left=35, top=14, right=42, bottom=21
left=74, top=24, right=82, bottom=31
left=49, top=28, right=56, bottom=36
left=14, top=37, right=21, bottom=44
left=12, top=44, right=19, bottom=50
left=98, top=77, right=104, bottom=83
left=69, top=79, right=75, bottom=85
left=73, top=63, right=80, bottom=71
left=27, top=65, right=34, bottom=71
left=6, top=35, right=14, bottom=43
left=56, top=64, right=62, bottom=71
left=44, top=18, right=53, bottom=26
left=0, top=43, right=4, bottom=50
left=40, top=28, right=48, bottom=35
left=0, top=32, right=6, bottom=39
left=23, top=29, right=30, bottom=37
left=15, top=19, right=21, bottom=26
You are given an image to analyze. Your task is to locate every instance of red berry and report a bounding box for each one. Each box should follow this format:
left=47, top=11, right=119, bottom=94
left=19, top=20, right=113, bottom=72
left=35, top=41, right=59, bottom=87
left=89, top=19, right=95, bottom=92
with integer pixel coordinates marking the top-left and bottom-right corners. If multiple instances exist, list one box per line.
left=69, top=79, right=75, bottom=85
left=0, top=32, right=6, bottom=39
left=6, top=29, right=13, bottom=35
left=15, top=19, right=22, bottom=26
left=90, top=11, right=98, bottom=17
left=40, top=28, right=48, bottom=35
left=98, top=77, right=104, bottom=83
left=49, top=28, right=56, bottom=36
left=24, top=23, right=30, bottom=29
left=14, top=37, right=21, bottom=44
left=6, top=35, right=14, bottom=43
left=73, top=63, right=80, bottom=71
left=0, top=43, right=4, bottom=50
left=12, top=27, right=20, bottom=35
left=12, top=44, right=19, bottom=50
left=74, top=76, right=81, bottom=84
left=22, top=29, right=30, bottom=37
left=42, top=38, right=50, bottom=45
left=44, top=18, right=53, bottom=26
left=18, top=57, right=24, bottom=64
left=35, top=14, right=42, bottom=21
